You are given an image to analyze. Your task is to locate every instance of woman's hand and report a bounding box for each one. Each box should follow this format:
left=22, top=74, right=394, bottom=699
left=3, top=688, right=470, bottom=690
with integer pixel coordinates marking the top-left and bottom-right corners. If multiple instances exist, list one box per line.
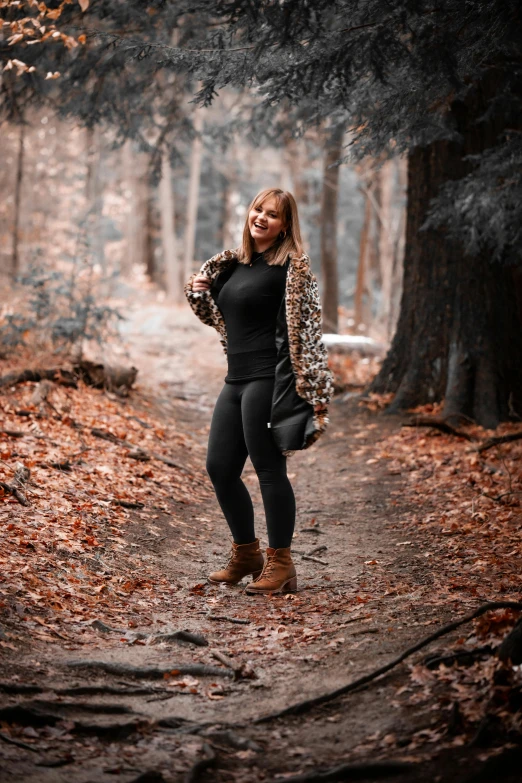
left=192, top=274, right=211, bottom=292
left=314, top=403, right=328, bottom=413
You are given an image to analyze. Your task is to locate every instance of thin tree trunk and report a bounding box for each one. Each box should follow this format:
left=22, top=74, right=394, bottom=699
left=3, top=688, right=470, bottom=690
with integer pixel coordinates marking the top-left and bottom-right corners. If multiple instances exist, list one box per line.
left=12, top=123, right=25, bottom=279
left=85, top=126, right=105, bottom=272
left=159, top=152, right=179, bottom=300
left=377, top=159, right=394, bottom=340
left=354, top=188, right=372, bottom=330
left=183, top=107, right=203, bottom=285
left=220, top=173, right=236, bottom=250
left=122, top=140, right=149, bottom=279
left=144, top=190, right=156, bottom=283
left=320, top=124, right=344, bottom=334
left=284, top=136, right=310, bottom=246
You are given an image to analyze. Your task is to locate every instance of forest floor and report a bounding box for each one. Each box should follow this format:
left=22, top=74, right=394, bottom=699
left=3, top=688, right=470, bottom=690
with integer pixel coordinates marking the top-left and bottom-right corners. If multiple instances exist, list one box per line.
left=1, top=291, right=522, bottom=783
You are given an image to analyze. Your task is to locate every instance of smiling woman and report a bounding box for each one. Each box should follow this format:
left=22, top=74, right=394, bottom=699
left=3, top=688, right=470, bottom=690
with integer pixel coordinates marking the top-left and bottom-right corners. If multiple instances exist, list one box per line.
left=185, top=187, right=334, bottom=596
left=238, top=188, right=303, bottom=268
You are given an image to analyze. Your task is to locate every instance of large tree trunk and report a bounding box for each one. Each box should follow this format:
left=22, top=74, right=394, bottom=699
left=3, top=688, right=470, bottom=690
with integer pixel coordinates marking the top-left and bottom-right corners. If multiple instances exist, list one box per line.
left=320, top=124, right=344, bottom=333
left=370, top=72, right=522, bottom=427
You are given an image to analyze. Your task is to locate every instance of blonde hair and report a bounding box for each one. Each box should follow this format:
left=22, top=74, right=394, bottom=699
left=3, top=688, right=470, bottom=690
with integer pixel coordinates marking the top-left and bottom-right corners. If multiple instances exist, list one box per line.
left=237, top=188, right=304, bottom=266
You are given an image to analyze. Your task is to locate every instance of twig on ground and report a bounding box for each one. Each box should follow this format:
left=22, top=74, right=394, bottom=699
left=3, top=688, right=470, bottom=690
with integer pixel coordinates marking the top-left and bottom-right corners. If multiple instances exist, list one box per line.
left=477, top=431, right=522, bottom=453
left=254, top=601, right=522, bottom=723
left=211, top=650, right=240, bottom=673
left=302, top=555, right=328, bottom=565
left=206, top=614, right=251, bottom=625
left=403, top=417, right=473, bottom=440
left=307, top=545, right=328, bottom=557
left=91, top=427, right=186, bottom=472
left=112, top=499, right=145, bottom=509
left=0, top=480, right=29, bottom=506
left=266, top=759, right=414, bottom=783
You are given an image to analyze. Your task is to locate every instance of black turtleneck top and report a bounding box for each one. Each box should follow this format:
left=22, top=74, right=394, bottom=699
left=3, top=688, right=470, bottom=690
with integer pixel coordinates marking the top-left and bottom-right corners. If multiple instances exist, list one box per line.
left=213, top=250, right=289, bottom=383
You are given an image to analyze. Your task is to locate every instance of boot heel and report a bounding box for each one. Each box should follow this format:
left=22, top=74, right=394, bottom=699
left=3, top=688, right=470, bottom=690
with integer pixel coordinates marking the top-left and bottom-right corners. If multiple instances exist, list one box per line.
left=251, top=570, right=263, bottom=580
left=283, top=576, right=298, bottom=593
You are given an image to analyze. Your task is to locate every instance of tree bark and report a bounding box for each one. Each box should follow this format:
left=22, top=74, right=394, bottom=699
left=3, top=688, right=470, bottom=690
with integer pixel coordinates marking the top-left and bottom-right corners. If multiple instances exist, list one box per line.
left=320, top=124, right=344, bottom=334
left=159, top=152, right=179, bottom=301
left=11, top=123, right=25, bottom=279
left=370, top=71, right=522, bottom=427
left=85, top=126, right=105, bottom=272
left=376, top=159, right=394, bottom=340
left=122, top=140, right=149, bottom=279
left=354, top=186, right=373, bottom=330
left=183, top=106, right=203, bottom=286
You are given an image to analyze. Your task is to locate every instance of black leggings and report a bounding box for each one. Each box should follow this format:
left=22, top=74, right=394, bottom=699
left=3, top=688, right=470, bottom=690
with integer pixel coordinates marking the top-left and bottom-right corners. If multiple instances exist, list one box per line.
left=205, top=377, right=296, bottom=549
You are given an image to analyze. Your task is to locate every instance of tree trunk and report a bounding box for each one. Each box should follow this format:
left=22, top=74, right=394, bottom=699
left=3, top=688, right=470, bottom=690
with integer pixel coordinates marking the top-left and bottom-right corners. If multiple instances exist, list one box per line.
left=376, top=159, right=394, bottom=340
left=183, top=107, right=203, bottom=285
left=122, top=140, right=149, bottom=279
left=284, top=136, right=310, bottom=247
left=354, top=187, right=373, bottom=330
left=369, top=71, right=522, bottom=427
left=12, top=123, right=25, bottom=279
left=159, top=152, right=179, bottom=301
left=320, top=124, right=344, bottom=334
left=85, top=126, right=105, bottom=272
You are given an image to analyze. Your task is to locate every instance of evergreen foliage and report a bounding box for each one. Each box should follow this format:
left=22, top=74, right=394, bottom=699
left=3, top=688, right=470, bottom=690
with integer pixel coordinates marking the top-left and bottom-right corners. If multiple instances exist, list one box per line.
left=2, top=1, right=521, bottom=262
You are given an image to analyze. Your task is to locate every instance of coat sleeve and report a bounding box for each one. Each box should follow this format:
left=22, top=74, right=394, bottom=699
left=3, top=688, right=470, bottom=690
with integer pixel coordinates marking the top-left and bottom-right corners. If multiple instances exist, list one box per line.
left=184, top=251, right=231, bottom=356
left=289, top=264, right=335, bottom=407
left=184, top=255, right=221, bottom=330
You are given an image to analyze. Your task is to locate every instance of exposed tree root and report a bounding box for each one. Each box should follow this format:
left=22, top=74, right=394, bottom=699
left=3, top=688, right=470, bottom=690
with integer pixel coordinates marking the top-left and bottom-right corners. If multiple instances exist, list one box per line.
left=90, top=620, right=208, bottom=647
left=184, top=742, right=216, bottom=783
left=265, top=760, right=414, bottom=782
left=498, top=617, right=522, bottom=665
left=0, top=730, right=39, bottom=752
left=423, top=644, right=496, bottom=669
left=403, top=416, right=474, bottom=440
left=254, top=602, right=522, bottom=723
left=64, top=660, right=234, bottom=679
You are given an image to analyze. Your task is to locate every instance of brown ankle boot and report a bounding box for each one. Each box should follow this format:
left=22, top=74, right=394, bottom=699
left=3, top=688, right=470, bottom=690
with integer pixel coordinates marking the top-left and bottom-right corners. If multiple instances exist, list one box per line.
left=208, top=539, right=264, bottom=585
left=245, top=546, right=297, bottom=594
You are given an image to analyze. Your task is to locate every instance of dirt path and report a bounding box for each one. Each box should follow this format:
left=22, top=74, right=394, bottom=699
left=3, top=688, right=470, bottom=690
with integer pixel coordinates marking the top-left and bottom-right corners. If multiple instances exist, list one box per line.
left=0, top=299, right=516, bottom=782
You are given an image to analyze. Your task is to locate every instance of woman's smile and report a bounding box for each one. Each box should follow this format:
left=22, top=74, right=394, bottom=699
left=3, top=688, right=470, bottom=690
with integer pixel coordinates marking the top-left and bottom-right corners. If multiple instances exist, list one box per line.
left=248, top=196, right=285, bottom=251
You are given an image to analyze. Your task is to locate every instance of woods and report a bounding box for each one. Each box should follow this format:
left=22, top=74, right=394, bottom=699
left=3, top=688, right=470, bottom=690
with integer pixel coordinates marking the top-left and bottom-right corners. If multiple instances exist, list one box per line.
left=1, top=1, right=522, bottom=781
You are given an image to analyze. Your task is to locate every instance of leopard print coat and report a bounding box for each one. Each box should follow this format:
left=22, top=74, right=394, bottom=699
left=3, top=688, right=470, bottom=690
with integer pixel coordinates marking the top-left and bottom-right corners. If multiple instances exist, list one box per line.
left=184, top=248, right=334, bottom=455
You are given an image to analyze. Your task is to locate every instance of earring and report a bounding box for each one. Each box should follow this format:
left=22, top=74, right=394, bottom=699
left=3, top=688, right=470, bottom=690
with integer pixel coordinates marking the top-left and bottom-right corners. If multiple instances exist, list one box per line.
left=279, top=230, right=287, bottom=240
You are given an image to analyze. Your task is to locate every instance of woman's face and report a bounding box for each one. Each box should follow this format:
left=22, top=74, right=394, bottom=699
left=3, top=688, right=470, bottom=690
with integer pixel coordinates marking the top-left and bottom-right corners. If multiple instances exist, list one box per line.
left=248, top=196, right=286, bottom=250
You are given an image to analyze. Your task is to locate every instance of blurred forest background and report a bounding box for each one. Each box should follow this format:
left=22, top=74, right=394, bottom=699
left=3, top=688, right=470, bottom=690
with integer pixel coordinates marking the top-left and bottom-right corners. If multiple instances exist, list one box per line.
left=1, top=0, right=521, bottom=420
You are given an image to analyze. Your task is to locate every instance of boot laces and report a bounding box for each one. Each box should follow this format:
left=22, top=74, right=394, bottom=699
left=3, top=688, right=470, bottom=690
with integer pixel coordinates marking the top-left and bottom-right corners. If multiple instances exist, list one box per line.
left=261, top=554, right=277, bottom=579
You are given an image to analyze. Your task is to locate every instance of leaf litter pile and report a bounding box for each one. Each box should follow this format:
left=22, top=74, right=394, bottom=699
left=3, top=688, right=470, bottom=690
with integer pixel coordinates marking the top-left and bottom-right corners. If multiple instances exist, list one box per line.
left=0, top=365, right=522, bottom=780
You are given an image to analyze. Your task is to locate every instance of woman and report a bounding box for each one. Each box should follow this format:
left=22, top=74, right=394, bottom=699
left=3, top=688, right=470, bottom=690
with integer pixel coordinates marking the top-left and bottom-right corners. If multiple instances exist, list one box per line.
left=184, top=188, right=334, bottom=595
